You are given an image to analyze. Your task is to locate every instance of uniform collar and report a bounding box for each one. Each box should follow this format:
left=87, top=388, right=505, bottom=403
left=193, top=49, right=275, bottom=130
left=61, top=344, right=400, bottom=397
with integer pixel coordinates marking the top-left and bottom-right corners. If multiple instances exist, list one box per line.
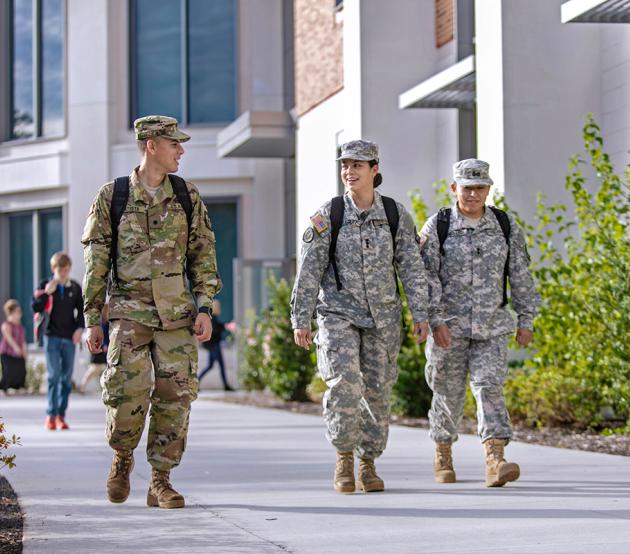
left=344, top=190, right=386, bottom=222
left=130, top=167, right=174, bottom=205
left=451, top=203, right=495, bottom=230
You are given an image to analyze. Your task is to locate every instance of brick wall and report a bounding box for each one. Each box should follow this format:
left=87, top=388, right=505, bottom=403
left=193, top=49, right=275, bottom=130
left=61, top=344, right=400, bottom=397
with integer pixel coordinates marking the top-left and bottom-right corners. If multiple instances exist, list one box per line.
left=435, top=0, right=454, bottom=48
left=294, top=0, right=343, bottom=117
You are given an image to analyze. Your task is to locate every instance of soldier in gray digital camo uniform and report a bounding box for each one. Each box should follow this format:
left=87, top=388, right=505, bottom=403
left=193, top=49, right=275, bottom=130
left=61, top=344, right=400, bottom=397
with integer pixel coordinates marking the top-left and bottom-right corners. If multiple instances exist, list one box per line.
left=291, top=140, right=429, bottom=494
left=420, top=159, right=539, bottom=487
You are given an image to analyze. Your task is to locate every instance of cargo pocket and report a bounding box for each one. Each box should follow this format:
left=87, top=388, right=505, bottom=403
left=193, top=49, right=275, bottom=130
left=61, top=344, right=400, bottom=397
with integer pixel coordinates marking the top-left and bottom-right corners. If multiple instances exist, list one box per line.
left=188, top=352, right=199, bottom=403
left=316, top=343, right=338, bottom=382
left=101, top=329, right=123, bottom=408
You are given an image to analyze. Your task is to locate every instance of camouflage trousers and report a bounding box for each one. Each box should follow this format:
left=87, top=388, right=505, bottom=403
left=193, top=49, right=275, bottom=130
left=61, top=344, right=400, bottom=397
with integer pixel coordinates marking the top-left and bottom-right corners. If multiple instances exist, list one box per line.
left=315, top=316, right=401, bottom=459
left=101, top=320, right=198, bottom=471
left=425, top=333, right=512, bottom=444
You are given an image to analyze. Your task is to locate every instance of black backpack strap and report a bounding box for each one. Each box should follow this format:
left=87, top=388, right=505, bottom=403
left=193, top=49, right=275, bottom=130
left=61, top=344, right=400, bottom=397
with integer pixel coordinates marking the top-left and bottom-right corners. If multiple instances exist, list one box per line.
left=489, top=206, right=511, bottom=307
left=381, top=196, right=399, bottom=249
left=436, top=207, right=451, bottom=257
left=110, top=177, right=130, bottom=285
left=328, top=196, right=344, bottom=291
left=168, top=174, right=193, bottom=232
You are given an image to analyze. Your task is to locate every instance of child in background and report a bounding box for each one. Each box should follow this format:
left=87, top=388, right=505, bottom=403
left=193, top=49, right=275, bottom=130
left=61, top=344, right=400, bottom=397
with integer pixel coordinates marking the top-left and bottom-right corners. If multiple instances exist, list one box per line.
left=199, top=300, right=237, bottom=391
left=79, top=304, right=109, bottom=393
left=0, top=299, right=27, bottom=393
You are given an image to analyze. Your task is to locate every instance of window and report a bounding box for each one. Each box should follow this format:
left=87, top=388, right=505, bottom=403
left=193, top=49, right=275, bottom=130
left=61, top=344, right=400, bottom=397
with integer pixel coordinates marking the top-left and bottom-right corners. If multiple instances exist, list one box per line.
left=9, top=0, right=65, bottom=140
left=6, top=208, right=63, bottom=341
left=130, top=0, right=237, bottom=125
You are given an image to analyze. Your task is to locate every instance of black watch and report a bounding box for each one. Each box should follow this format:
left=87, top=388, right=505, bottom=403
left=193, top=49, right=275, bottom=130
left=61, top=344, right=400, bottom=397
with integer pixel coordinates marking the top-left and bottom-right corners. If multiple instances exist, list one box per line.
left=198, top=307, right=213, bottom=316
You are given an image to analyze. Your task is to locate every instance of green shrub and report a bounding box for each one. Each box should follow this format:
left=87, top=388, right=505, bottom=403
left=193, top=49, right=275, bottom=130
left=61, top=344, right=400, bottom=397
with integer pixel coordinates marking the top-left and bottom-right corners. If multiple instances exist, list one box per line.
left=238, top=309, right=267, bottom=391
left=25, top=359, right=46, bottom=394
left=390, top=180, right=450, bottom=417
left=261, top=276, right=315, bottom=401
left=0, top=418, right=20, bottom=469
left=496, top=115, right=629, bottom=429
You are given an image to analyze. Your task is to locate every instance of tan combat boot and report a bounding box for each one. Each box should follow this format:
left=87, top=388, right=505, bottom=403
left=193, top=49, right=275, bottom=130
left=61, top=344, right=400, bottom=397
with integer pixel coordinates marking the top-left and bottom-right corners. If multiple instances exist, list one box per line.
left=107, top=449, right=134, bottom=503
left=334, top=452, right=355, bottom=493
left=434, top=442, right=456, bottom=484
left=147, top=468, right=185, bottom=509
left=357, top=458, right=384, bottom=493
left=483, top=438, right=520, bottom=487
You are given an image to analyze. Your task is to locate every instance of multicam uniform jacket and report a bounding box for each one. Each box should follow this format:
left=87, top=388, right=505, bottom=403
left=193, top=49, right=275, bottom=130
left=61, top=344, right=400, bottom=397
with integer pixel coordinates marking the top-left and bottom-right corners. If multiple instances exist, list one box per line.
left=82, top=168, right=221, bottom=330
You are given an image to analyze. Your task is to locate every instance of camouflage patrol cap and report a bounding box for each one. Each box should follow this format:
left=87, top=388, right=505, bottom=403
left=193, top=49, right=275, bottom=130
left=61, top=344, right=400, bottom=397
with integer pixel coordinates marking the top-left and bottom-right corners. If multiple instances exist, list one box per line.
left=453, top=158, right=494, bottom=187
left=336, top=140, right=379, bottom=162
left=134, top=115, right=190, bottom=142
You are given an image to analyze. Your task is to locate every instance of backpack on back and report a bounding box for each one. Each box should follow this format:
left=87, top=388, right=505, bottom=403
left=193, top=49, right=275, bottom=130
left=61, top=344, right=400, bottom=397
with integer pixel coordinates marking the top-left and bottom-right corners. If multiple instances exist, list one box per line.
left=109, top=174, right=193, bottom=284
left=436, top=206, right=511, bottom=306
left=328, top=195, right=399, bottom=291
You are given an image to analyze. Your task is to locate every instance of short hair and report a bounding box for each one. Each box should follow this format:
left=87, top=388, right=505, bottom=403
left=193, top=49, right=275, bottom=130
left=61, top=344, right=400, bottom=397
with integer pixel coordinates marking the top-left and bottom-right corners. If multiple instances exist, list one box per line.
left=3, top=299, right=20, bottom=317
left=137, top=136, right=162, bottom=154
left=50, top=251, right=71, bottom=269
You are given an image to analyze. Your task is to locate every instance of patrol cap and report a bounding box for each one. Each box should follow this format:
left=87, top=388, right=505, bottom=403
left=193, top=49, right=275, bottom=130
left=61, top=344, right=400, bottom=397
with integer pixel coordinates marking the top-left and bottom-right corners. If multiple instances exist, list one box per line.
left=453, top=159, right=493, bottom=187
left=336, top=140, right=379, bottom=162
left=134, top=115, right=190, bottom=143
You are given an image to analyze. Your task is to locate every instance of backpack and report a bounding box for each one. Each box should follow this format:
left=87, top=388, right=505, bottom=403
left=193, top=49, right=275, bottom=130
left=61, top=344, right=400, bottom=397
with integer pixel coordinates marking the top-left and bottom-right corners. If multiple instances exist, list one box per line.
left=328, top=195, right=399, bottom=291
left=110, top=174, right=193, bottom=284
left=436, top=206, right=511, bottom=306
left=33, top=289, right=53, bottom=346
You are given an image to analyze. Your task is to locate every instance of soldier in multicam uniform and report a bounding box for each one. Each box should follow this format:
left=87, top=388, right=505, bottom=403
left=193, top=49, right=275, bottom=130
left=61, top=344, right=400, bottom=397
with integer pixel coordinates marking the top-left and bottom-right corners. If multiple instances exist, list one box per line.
left=291, top=140, right=429, bottom=493
left=82, top=115, right=221, bottom=509
left=420, top=159, right=539, bottom=487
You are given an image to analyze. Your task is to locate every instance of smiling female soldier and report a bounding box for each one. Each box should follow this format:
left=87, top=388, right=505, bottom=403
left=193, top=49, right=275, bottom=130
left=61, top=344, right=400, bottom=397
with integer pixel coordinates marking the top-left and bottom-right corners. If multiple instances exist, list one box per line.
left=290, top=140, right=429, bottom=493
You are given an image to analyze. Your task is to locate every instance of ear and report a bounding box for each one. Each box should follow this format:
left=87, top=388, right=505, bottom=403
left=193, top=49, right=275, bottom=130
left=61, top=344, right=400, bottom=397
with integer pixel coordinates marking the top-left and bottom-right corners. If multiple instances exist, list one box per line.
left=146, top=138, right=158, bottom=154
left=450, top=182, right=458, bottom=193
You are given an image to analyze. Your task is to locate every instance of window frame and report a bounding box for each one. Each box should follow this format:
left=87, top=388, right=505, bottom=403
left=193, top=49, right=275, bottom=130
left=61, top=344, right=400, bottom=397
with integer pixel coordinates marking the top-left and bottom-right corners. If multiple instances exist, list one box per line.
left=128, top=0, right=239, bottom=129
left=2, top=0, right=67, bottom=144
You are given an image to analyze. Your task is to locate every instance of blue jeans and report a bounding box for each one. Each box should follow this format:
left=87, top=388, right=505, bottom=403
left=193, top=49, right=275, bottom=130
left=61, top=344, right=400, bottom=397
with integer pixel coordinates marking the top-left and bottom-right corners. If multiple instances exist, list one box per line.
left=198, top=343, right=228, bottom=387
left=44, top=335, right=76, bottom=417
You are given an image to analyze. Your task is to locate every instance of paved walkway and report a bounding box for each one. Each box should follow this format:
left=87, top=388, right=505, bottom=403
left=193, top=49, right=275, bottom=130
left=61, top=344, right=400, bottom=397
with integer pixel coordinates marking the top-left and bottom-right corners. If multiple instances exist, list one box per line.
left=2, top=394, right=630, bottom=554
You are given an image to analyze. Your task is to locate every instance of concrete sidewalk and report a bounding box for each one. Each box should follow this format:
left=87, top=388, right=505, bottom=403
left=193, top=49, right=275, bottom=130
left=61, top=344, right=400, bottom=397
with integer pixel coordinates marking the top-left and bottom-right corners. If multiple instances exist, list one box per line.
left=2, top=394, right=630, bottom=554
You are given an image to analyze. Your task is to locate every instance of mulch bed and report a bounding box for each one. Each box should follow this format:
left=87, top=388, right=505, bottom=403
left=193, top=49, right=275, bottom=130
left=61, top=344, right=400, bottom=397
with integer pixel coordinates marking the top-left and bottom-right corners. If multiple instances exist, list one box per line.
left=0, top=475, right=23, bottom=554
left=210, top=391, right=630, bottom=457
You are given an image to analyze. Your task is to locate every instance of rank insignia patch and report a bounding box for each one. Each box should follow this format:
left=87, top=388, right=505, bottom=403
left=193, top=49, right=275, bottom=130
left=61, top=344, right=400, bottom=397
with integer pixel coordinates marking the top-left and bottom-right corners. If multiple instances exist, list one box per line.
left=302, top=227, right=314, bottom=243
left=310, top=212, right=328, bottom=234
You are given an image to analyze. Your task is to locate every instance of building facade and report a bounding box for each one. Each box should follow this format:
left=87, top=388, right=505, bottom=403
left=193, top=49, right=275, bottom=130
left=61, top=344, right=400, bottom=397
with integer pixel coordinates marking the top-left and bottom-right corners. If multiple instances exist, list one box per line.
left=0, top=0, right=295, bottom=341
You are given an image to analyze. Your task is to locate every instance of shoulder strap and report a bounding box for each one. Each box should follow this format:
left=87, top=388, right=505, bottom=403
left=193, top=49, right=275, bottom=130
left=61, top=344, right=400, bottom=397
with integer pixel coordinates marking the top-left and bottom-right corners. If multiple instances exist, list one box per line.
left=329, top=196, right=344, bottom=291
left=489, top=206, right=511, bottom=307
left=436, top=207, right=451, bottom=256
left=168, top=174, right=193, bottom=232
left=110, top=177, right=130, bottom=284
left=381, top=196, right=399, bottom=248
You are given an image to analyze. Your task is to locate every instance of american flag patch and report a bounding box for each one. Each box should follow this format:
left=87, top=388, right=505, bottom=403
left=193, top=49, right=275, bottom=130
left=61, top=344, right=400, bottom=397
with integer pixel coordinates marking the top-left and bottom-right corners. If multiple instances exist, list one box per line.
left=310, top=212, right=328, bottom=234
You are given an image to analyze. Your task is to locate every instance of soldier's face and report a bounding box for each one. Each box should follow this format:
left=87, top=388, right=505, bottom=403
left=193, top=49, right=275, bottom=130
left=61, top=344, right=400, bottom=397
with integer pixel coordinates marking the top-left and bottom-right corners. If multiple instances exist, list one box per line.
left=340, top=159, right=377, bottom=194
left=451, top=183, right=490, bottom=217
left=148, top=137, right=184, bottom=173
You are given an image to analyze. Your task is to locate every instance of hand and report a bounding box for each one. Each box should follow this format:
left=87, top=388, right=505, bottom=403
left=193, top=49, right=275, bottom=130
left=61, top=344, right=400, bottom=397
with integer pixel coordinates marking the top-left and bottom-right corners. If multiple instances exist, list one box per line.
left=432, top=324, right=452, bottom=349
left=413, top=322, right=430, bottom=344
left=72, top=328, right=83, bottom=345
left=44, top=279, right=58, bottom=295
left=86, top=326, right=104, bottom=354
left=194, top=313, right=212, bottom=342
left=294, top=328, right=312, bottom=350
left=516, top=328, right=533, bottom=347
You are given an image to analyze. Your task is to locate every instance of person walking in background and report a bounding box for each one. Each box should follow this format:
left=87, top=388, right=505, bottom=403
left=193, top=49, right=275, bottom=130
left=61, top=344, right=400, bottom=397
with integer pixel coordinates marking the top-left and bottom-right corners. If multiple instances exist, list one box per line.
left=82, top=115, right=221, bottom=509
left=420, top=159, right=540, bottom=487
left=32, top=252, right=84, bottom=431
left=0, top=299, right=27, bottom=393
left=291, top=140, right=429, bottom=494
left=79, top=303, right=110, bottom=394
left=198, top=300, right=236, bottom=391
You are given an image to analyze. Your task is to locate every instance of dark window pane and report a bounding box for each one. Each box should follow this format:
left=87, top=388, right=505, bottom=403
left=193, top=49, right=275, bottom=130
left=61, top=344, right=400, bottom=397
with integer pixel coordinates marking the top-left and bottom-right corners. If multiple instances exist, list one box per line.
left=39, top=209, right=63, bottom=281
left=11, top=0, right=34, bottom=139
left=9, top=213, right=34, bottom=341
left=41, top=0, right=65, bottom=137
left=188, top=0, right=236, bottom=123
left=134, top=0, right=182, bottom=120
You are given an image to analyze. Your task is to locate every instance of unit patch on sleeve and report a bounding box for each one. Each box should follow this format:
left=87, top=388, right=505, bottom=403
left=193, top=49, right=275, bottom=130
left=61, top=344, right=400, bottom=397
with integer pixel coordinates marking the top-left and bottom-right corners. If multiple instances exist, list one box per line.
left=302, top=227, right=315, bottom=243
left=310, top=212, right=328, bottom=234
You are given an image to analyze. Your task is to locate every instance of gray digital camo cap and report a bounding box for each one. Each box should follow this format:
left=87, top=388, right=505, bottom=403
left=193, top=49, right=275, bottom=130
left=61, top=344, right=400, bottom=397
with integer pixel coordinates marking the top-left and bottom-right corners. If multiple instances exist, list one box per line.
left=134, top=115, right=190, bottom=142
left=336, top=140, right=379, bottom=162
left=453, top=158, right=494, bottom=187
